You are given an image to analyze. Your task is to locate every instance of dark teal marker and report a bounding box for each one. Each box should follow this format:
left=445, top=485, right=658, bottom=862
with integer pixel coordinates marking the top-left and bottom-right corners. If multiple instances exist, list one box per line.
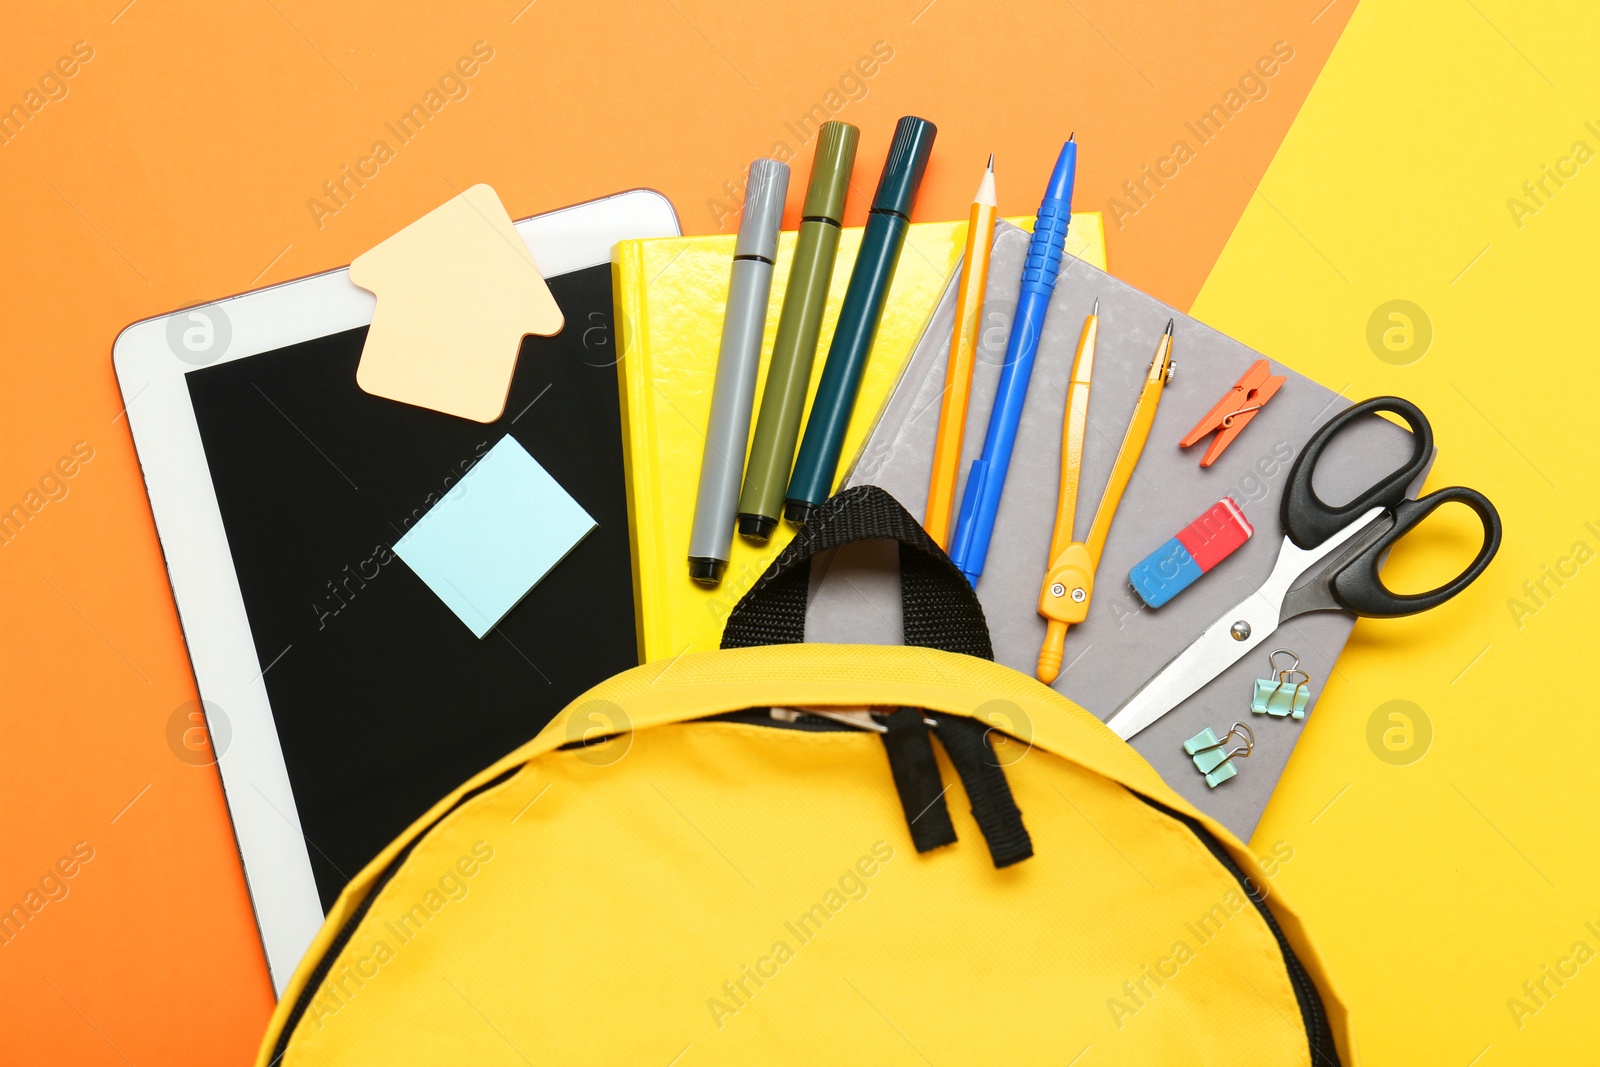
left=784, top=115, right=936, bottom=524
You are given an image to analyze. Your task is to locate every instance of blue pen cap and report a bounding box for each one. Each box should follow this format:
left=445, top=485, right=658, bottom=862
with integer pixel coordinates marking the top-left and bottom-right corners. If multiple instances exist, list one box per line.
left=871, top=116, right=937, bottom=217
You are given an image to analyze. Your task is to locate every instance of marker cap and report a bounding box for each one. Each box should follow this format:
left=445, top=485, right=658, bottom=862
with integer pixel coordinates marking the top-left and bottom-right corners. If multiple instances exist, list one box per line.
left=733, top=158, right=791, bottom=260
left=871, top=116, right=937, bottom=217
left=800, top=122, right=861, bottom=222
left=688, top=557, right=726, bottom=585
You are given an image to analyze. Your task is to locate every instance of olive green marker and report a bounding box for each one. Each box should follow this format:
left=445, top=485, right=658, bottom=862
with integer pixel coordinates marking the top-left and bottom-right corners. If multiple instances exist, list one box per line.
left=736, top=121, right=859, bottom=542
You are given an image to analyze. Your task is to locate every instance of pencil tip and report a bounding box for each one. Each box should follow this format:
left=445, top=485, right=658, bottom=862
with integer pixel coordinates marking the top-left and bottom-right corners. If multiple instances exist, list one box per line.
left=1092, top=298, right=1099, bottom=315
left=1164, top=319, right=1174, bottom=335
left=975, top=159, right=997, bottom=205
left=1068, top=132, right=1075, bottom=143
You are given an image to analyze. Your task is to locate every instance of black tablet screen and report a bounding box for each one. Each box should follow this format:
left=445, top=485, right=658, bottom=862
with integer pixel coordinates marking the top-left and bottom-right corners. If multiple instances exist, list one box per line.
left=186, top=264, right=636, bottom=909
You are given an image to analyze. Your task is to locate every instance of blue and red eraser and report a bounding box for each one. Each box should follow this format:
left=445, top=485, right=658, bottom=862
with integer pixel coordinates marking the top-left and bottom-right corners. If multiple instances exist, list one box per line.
left=1129, top=498, right=1254, bottom=608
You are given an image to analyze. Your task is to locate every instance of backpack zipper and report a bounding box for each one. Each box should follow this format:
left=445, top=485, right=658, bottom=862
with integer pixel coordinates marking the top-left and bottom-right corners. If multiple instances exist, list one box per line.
left=268, top=765, right=523, bottom=1066
left=721, top=707, right=1033, bottom=867
left=271, top=719, right=1339, bottom=1067
left=269, top=718, right=826, bottom=1058
left=708, top=707, right=940, bottom=732
left=1135, top=794, right=1340, bottom=1066
left=719, top=709, right=1339, bottom=1064
left=704, top=708, right=862, bottom=731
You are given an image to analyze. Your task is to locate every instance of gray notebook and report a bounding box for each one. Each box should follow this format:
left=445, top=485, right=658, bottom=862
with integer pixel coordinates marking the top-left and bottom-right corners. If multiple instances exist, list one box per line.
left=807, top=221, right=1425, bottom=839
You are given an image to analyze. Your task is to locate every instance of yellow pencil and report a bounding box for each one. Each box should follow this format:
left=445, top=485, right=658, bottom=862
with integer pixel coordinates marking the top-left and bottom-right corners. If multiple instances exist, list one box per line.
left=924, top=156, right=997, bottom=549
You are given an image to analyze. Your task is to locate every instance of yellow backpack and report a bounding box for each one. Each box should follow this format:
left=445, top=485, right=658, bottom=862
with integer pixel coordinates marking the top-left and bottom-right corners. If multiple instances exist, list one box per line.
left=259, top=487, right=1354, bottom=1065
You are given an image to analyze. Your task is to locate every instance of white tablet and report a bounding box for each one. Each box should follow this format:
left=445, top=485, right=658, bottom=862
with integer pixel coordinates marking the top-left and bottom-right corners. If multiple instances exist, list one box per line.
left=113, top=190, right=679, bottom=994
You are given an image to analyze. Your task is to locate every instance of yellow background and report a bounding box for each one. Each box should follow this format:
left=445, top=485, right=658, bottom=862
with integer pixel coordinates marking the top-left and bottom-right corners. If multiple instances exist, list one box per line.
left=1194, top=1, right=1600, bottom=1061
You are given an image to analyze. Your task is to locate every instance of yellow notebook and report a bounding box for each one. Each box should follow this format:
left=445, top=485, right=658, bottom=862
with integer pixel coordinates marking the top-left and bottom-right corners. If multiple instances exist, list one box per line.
left=615, top=214, right=1106, bottom=663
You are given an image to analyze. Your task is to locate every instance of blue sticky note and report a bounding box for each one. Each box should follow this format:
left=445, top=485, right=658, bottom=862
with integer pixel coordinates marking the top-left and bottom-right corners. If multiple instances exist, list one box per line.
left=394, top=435, right=595, bottom=637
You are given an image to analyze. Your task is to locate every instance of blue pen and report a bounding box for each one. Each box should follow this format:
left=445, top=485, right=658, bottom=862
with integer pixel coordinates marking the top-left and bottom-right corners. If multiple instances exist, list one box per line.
left=948, top=137, right=1077, bottom=586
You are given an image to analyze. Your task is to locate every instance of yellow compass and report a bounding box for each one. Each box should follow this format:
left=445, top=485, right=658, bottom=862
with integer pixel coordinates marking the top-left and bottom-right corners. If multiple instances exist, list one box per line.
left=1037, top=312, right=1174, bottom=683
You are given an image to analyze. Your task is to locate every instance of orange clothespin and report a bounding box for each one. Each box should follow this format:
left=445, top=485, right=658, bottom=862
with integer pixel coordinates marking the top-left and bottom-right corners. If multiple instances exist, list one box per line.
left=1179, top=359, right=1285, bottom=467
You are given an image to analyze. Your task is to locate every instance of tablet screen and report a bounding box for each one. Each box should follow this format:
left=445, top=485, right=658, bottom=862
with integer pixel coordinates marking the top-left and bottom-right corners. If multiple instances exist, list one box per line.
left=186, top=264, right=635, bottom=908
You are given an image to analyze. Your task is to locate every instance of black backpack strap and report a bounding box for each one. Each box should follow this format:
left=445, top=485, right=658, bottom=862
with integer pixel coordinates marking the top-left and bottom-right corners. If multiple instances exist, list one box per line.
left=720, top=485, right=994, bottom=659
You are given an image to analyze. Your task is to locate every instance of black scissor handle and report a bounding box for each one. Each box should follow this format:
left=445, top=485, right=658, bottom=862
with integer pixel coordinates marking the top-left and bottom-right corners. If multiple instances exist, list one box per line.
left=1282, top=396, right=1433, bottom=550
left=1327, top=486, right=1502, bottom=617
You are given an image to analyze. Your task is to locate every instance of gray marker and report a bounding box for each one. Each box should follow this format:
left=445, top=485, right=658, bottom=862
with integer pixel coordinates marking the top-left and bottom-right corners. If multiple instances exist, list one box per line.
left=688, top=158, right=790, bottom=585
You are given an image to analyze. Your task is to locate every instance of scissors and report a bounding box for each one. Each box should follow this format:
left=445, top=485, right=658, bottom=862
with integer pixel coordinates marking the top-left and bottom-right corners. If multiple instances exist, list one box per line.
left=1105, top=396, right=1502, bottom=740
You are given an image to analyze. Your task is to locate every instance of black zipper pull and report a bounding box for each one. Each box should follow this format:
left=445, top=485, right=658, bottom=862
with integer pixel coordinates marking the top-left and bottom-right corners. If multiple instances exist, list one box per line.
left=879, top=708, right=958, bottom=853
left=933, top=715, right=1033, bottom=868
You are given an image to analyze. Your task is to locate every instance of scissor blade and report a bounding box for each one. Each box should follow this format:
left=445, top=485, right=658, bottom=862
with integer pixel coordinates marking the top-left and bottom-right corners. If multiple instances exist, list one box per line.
left=1104, top=509, right=1385, bottom=741
left=1103, top=588, right=1280, bottom=740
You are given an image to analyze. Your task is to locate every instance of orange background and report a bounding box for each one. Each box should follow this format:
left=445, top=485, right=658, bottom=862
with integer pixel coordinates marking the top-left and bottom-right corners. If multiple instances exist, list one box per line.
left=0, top=1, right=1351, bottom=1061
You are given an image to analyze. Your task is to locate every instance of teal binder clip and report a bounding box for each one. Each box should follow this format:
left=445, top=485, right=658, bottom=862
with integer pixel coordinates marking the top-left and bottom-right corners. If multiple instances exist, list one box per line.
left=1184, top=722, right=1254, bottom=788
left=1251, top=648, right=1311, bottom=720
